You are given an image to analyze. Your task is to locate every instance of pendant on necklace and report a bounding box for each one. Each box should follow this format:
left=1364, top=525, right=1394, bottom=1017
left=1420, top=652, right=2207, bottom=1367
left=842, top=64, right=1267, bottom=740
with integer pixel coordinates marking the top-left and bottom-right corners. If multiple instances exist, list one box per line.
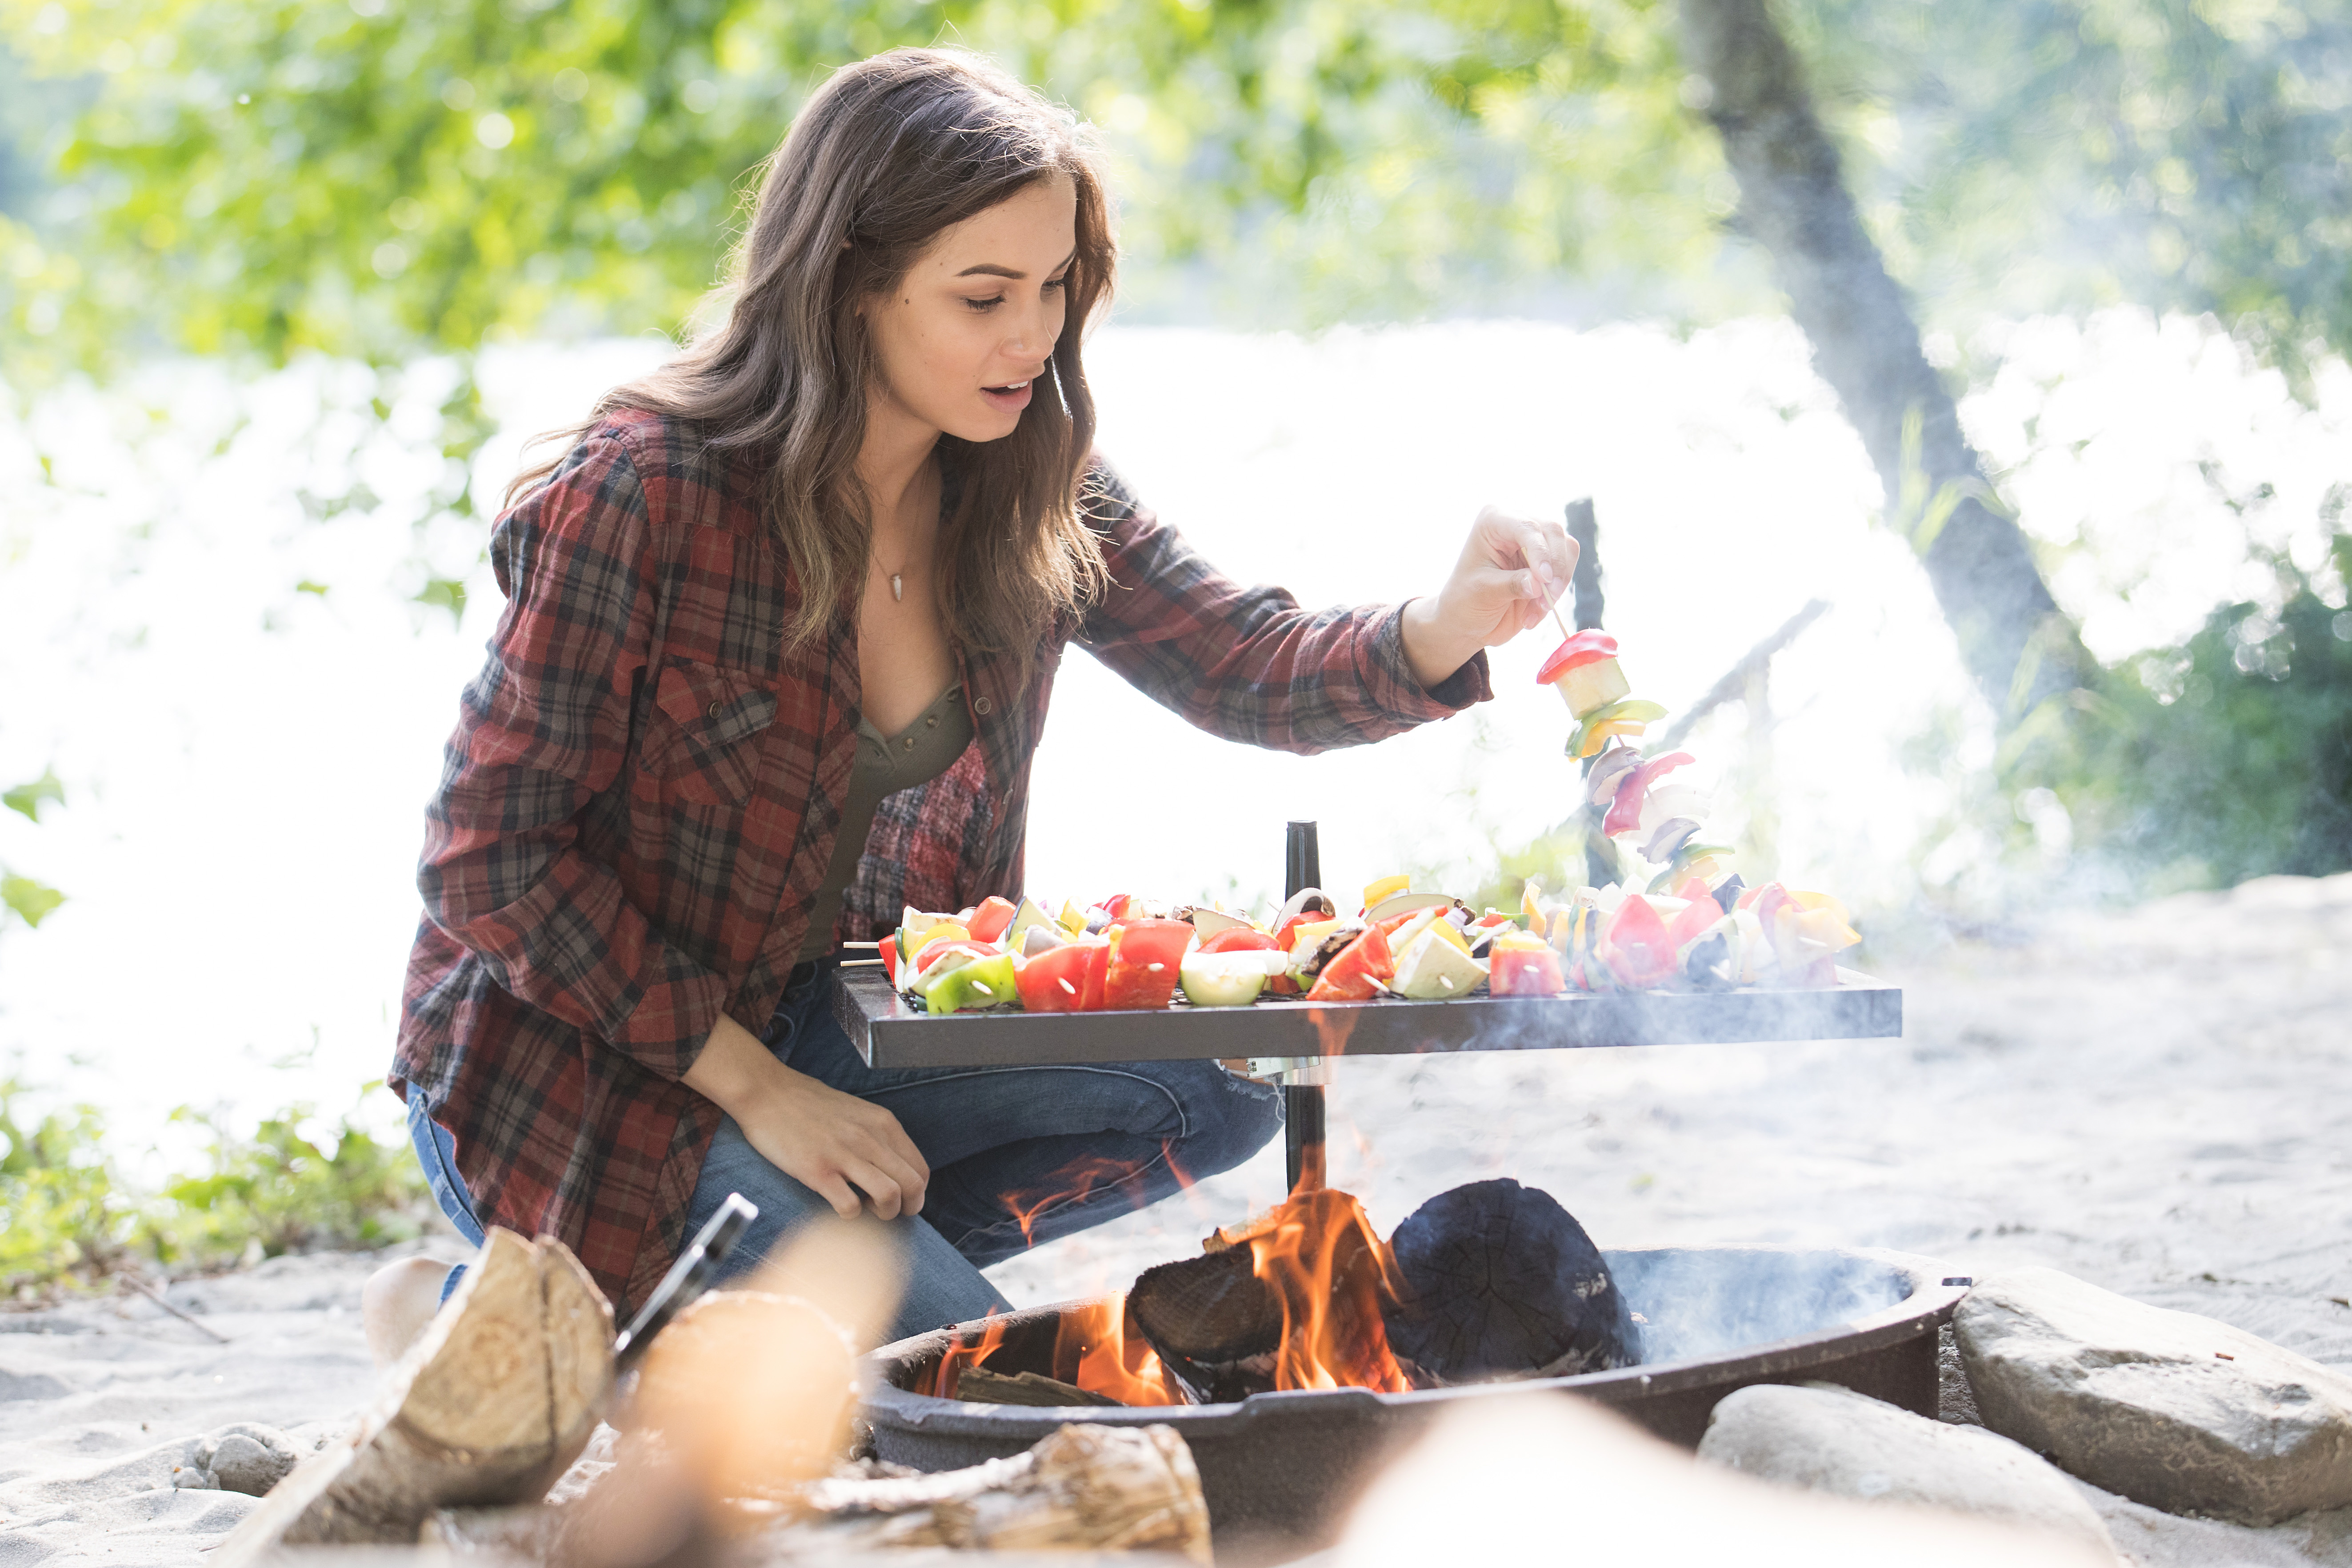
left=891, top=573, right=903, bottom=603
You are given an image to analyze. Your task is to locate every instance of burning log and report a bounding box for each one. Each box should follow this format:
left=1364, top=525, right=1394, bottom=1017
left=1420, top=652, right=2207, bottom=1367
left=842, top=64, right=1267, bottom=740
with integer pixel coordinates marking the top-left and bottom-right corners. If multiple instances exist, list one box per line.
left=1128, top=1187, right=1408, bottom=1402
left=954, top=1368, right=1129, bottom=1408
left=1381, top=1177, right=1642, bottom=1383
left=213, top=1228, right=613, bottom=1562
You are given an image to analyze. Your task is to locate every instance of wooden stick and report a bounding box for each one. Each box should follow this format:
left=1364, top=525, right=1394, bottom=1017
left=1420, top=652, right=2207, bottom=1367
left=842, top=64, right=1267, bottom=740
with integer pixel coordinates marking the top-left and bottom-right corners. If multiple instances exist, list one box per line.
left=836, top=957, right=885, bottom=968
left=1655, top=598, right=1830, bottom=751
left=839, top=940, right=884, bottom=949
left=122, top=1276, right=231, bottom=1344
left=1535, top=567, right=1575, bottom=646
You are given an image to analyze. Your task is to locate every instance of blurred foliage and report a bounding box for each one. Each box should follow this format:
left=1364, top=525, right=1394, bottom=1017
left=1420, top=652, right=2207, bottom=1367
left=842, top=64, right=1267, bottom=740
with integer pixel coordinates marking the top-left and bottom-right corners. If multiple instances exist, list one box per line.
left=3, top=0, right=2346, bottom=377
left=0, top=872, right=66, bottom=928
left=0, top=1086, right=121, bottom=1288
left=1, top=769, right=66, bottom=930
left=0, top=1073, right=429, bottom=1296
left=1793, top=0, right=2352, bottom=394
left=0, top=0, right=1727, bottom=378
left=2020, top=532, right=2352, bottom=888
left=157, top=1100, right=431, bottom=1263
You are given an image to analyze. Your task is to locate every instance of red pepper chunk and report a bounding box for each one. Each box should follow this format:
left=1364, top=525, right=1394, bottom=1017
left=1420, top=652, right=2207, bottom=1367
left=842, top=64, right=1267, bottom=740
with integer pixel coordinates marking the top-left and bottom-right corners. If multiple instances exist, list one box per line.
left=1664, top=895, right=1722, bottom=951
left=1304, top=924, right=1396, bottom=1002
left=879, top=937, right=899, bottom=985
left=966, top=896, right=1018, bottom=944
left=1603, top=751, right=1695, bottom=838
left=1104, top=918, right=1192, bottom=1009
left=1600, top=896, right=1679, bottom=988
left=1536, top=630, right=1619, bottom=684
left=1490, top=945, right=1566, bottom=996
left=1016, top=940, right=1103, bottom=1012
left=1199, top=927, right=1278, bottom=954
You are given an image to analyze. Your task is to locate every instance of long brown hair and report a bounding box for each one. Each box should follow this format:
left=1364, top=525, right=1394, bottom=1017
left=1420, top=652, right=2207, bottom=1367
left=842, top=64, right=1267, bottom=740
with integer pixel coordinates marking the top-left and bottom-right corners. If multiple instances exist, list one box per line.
left=514, top=48, right=1115, bottom=668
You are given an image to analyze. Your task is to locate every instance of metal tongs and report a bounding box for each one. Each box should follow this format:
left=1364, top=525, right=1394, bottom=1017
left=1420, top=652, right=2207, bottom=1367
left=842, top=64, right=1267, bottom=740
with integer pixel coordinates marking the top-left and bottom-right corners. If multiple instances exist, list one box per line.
left=612, top=1192, right=758, bottom=1374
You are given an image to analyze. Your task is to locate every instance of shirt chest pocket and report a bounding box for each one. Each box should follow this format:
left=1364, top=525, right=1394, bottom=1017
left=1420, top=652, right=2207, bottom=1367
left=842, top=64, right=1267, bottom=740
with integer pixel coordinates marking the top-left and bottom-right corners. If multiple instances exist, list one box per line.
left=644, top=660, right=779, bottom=808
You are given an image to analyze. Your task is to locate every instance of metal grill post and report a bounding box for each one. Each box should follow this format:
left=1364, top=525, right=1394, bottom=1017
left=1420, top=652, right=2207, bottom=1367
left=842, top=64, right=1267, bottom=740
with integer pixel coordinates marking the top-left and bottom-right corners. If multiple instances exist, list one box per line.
left=1280, top=820, right=1325, bottom=1194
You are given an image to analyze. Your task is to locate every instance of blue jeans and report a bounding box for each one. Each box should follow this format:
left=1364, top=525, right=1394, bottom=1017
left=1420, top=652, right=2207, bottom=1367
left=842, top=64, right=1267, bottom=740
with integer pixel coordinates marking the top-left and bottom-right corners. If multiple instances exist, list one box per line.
left=690, top=957, right=1282, bottom=1343
left=408, top=958, right=1282, bottom=1340
left=405, top=1090, right=486, bottom=1303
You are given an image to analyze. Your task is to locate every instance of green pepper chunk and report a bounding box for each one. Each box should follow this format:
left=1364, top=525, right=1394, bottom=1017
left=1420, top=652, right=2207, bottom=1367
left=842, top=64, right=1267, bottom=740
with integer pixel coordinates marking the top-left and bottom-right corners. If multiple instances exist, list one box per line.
left=1568, top=699, right=1668, bottom=758
left=923, top=951, right=1020, bottom=1013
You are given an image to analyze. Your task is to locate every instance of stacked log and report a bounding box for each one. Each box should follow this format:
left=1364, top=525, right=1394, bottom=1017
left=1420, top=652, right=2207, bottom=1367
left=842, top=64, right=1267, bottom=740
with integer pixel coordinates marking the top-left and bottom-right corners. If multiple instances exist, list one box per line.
left=213, top=1228, right=612, bottom=1561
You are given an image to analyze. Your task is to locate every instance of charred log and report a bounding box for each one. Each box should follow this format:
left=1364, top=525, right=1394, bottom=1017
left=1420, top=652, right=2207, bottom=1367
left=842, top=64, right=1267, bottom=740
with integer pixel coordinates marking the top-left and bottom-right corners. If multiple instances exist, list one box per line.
left=1381, top=1179, right=1642, bottom=1382
left=954, top=1368, right=1129, bottom=1408
left=1128, top=1245, right=1284, bottom=1403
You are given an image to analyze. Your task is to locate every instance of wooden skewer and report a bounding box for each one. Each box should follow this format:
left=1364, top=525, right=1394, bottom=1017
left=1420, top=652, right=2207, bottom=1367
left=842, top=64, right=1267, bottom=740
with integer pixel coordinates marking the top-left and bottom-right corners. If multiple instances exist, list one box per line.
left=837, top=957, right=886, bottom=968
left=1536, top=566, right=1574, bottom=646
left=840, top=940, right=884, bottom=949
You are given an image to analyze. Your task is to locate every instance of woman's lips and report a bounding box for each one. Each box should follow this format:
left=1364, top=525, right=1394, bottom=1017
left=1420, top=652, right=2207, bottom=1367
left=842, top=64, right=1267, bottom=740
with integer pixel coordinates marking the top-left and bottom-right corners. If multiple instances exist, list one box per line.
left=981, top=380, right=1033, bottom=414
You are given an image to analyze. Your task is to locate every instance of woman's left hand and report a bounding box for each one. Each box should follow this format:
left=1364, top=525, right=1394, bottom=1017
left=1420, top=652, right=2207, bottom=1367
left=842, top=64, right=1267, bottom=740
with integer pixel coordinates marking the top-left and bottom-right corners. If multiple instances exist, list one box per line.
left=1400, top=506, right=1580, bottom=689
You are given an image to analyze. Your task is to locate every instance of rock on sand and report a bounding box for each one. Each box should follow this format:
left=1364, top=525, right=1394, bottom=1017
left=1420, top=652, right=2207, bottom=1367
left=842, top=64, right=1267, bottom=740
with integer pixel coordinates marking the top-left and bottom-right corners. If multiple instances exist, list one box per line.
left=1697, top=1380, right=2117, bottom=1556
left=1958, top=1266, right=2352, bottom=1525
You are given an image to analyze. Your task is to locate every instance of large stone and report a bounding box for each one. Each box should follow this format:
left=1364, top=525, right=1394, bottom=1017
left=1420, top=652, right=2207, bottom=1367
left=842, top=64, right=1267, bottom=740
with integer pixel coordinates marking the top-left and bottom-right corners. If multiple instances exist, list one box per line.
left=1698, top=1382, right=2116, bottom=1557
left=1956, top=1266, right=2352, bottom=1524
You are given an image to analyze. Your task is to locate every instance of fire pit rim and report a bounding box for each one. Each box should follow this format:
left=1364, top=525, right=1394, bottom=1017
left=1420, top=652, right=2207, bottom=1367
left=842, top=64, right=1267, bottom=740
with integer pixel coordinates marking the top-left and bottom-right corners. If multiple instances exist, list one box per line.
left=861, top=1244, right=1967, bottom=1438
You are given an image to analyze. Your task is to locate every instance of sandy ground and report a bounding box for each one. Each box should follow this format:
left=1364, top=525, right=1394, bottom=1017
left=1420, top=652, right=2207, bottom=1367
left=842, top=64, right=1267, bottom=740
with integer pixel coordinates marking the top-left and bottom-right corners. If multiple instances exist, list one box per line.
left=4, top=873, right=2350, bottom=1564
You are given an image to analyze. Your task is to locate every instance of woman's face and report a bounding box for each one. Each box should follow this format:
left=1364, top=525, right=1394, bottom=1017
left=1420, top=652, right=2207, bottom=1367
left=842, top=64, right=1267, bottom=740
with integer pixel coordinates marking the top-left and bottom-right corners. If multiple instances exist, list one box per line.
left=864, top=175, right=1077, bottom=446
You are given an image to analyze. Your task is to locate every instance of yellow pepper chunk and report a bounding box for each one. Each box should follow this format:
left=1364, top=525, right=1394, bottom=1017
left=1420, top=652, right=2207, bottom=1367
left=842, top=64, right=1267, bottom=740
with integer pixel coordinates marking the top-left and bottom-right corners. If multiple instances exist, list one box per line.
left=1361, top=873, right=1411, bottom=909
left=913, top=923, right=971, bottom=954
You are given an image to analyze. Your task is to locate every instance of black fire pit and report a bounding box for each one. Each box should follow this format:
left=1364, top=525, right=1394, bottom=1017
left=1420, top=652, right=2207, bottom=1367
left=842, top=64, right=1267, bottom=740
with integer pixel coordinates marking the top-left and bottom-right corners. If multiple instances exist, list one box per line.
left=861, top=1245, right=1968, bottom=1557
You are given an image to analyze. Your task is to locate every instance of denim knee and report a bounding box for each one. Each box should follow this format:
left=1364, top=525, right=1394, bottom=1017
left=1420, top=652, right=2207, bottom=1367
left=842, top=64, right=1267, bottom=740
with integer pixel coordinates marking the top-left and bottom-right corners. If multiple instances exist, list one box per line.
left=1167, top=1065, right=1282, bottom=1180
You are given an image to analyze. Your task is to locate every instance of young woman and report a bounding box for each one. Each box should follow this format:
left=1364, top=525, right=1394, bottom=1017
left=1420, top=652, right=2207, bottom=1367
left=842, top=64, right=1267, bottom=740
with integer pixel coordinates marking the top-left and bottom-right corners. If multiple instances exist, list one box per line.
left=369, top=47, right=1575, bottom=1359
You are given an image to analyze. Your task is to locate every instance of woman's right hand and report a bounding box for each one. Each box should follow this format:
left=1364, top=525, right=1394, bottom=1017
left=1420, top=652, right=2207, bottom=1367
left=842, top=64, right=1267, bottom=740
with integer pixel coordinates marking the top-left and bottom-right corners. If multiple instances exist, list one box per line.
left=683, top=1012, right=930, bottom=1220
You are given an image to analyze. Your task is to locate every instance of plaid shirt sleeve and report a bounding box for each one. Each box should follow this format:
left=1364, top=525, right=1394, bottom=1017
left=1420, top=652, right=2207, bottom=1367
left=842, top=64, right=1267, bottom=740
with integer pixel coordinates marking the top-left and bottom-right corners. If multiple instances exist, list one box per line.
left=417, top=432, right=728, bottom=1081
left=1076, top=463, right=1492, bottom=750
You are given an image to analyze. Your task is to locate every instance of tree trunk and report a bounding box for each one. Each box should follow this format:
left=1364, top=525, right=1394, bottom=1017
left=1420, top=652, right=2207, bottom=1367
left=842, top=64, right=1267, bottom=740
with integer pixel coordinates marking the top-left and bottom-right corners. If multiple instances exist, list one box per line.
left=1676, top=0, right=2091, bottom=720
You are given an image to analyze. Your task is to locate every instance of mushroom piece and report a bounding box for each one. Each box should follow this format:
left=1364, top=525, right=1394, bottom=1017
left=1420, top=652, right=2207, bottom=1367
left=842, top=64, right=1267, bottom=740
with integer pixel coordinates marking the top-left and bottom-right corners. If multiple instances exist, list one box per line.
left=1179, top=905, right=1256, bottom=939
left=1293, top=923, right=1366, bottom=980
left=1640, top=817, right=1702, bottom=864
left=1584, top=745, right=1645, bottom=805
left=1020, top=923, right=1069, bottom=957
left=1275, top=887, right=1339, bottom=927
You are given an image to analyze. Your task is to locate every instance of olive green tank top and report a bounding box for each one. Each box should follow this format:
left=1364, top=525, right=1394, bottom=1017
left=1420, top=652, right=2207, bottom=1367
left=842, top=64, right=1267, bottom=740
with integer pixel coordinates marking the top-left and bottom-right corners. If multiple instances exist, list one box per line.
left=796, top=684, right=974, bottom=963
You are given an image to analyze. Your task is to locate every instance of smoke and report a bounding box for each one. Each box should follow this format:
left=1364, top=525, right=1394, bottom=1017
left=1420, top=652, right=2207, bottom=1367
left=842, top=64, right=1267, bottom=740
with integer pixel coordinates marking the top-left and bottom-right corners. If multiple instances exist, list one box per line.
left=1605, top=1246, right=1913, bottom=1365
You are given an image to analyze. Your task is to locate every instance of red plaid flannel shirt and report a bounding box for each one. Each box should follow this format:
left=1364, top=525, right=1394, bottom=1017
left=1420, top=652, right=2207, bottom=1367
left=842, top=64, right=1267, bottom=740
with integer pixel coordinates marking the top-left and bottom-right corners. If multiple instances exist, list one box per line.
left=392, top=408, right=1491, bottom=1313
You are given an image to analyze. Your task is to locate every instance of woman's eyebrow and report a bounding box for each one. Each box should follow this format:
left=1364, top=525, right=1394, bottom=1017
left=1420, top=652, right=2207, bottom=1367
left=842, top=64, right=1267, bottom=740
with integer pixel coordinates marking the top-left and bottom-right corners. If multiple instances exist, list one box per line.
left=953, top=248, right=1080, bottom=281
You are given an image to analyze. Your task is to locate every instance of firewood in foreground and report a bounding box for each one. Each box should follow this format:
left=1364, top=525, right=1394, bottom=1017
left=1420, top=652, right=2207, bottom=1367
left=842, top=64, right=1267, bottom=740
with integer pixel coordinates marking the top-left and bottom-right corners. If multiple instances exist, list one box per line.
left=212, top=1228, right=612, bottom=1561
left=430, top=1422, right=1212, bottom=1564
left=783, top=1423, right=1211, bottom=1560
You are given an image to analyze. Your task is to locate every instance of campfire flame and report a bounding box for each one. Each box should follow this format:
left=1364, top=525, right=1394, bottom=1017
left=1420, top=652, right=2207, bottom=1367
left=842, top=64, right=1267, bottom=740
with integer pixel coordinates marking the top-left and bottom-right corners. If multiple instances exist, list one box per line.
left=1225, top=1186, right=1410, bottom=1394
left=999, top=1139, right=1196, bottom=1247
left=932, top=1132, right=1404, bottom=1407
left=929, top=1300, right=1183, bottom=1407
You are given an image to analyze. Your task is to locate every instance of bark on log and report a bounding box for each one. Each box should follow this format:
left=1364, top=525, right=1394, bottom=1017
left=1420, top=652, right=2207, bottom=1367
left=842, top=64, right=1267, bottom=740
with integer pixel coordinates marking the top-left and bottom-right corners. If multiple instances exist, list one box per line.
left=427, top=1423, right=1213, bottom=1565
left=213, top=1229, right=613, bottom=1561
left=1677, top=0, right=2091, bottom=720
left=779, top=1424, right=1212, bottom=1561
